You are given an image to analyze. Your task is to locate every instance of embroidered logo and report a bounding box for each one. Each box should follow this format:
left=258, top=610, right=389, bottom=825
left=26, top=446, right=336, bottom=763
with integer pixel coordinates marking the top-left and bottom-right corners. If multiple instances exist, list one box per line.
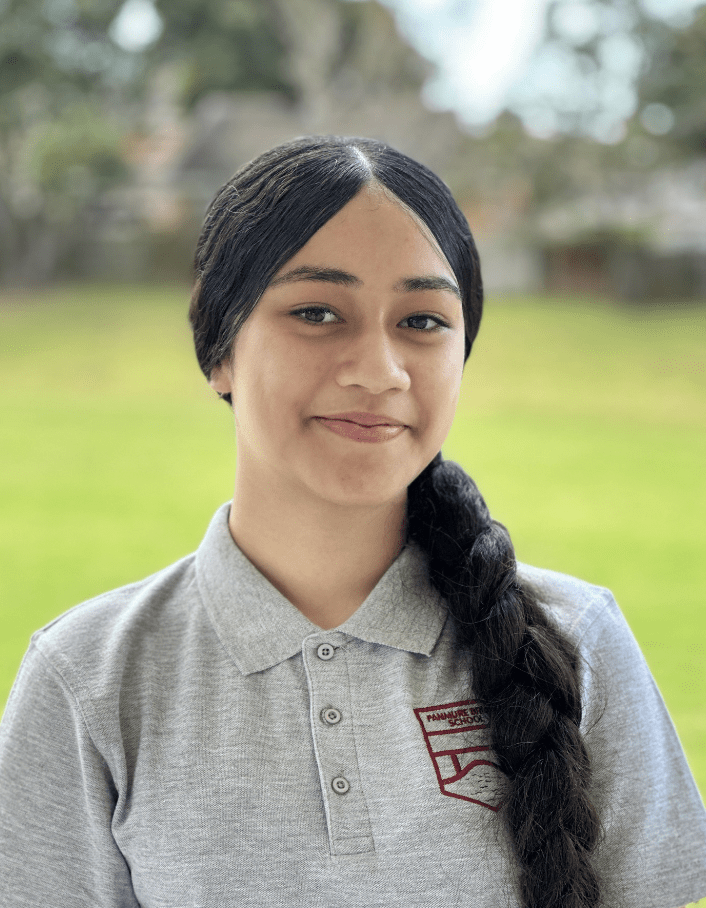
left=414, top=699, right=504, bottom=811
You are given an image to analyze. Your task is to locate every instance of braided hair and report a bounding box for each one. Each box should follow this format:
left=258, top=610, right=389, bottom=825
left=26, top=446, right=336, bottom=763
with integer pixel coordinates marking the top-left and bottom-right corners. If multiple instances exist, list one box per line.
left=190, top=135, right=602, bottom=907
left=407, top=456, right=601, bottom=907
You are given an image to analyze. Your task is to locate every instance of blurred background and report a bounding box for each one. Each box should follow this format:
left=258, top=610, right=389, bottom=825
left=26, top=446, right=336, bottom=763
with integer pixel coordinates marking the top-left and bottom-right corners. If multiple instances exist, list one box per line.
left=1, top=0, right=706, bottom=295
left=1, top=0, right=705, bottom=838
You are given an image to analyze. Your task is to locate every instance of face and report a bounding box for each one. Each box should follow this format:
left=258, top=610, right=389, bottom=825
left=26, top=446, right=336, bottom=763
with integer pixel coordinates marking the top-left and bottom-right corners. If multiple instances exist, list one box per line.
left=210, top=186, right=466, bottom=510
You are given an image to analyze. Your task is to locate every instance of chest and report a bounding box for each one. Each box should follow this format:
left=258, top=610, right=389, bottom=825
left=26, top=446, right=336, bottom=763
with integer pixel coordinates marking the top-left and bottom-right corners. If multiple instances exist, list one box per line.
left=111, top=633, right=517, bottom=908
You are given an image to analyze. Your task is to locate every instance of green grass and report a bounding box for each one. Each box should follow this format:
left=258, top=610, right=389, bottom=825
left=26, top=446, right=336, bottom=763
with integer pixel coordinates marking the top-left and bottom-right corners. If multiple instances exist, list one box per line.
left=1, top=285, right=705, bottom=826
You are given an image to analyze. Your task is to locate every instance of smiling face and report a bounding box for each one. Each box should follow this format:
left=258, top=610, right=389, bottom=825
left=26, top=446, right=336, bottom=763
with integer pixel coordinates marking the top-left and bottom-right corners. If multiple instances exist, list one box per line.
left=209, top=185, right=466, bottom=511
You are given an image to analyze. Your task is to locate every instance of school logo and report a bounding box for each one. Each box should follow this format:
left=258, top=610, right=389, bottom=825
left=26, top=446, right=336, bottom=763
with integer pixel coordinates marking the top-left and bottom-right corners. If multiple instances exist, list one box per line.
left=414, top=699, right=504, bottom=811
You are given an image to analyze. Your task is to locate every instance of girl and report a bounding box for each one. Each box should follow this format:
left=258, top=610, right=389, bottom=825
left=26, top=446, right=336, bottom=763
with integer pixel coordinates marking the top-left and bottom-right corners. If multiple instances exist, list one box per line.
left=1, top=136, right=705, bottom=908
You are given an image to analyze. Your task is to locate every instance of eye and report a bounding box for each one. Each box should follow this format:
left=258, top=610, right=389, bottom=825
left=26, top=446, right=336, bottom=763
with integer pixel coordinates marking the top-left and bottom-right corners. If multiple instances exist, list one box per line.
left=291, top=306, right=340, bottom=324
left=401, top=314, right=449, bottom=332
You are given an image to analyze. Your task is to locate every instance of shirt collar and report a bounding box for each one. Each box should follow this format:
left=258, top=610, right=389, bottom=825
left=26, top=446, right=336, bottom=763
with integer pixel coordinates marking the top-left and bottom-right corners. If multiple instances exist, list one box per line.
left=196, top=503, right=448, bottom=675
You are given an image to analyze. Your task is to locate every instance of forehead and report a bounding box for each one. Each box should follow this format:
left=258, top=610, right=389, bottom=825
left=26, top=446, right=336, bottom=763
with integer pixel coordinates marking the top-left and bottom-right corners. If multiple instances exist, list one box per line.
left=271, top=185, right=456, bottom=282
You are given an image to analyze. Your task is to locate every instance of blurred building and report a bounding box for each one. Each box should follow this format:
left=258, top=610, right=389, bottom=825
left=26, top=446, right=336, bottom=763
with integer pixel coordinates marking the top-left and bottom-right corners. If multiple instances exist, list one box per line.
left=539, top=161, right=706, bottom=301
left=76, top=63, right=706, bottom=302
left=81, top=76, right=536, bottom=297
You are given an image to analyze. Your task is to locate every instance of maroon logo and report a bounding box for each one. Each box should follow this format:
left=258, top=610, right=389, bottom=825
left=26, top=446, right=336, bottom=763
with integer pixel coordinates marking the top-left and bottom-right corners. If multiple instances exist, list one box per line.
left=414, top=699, right=504, bottom=811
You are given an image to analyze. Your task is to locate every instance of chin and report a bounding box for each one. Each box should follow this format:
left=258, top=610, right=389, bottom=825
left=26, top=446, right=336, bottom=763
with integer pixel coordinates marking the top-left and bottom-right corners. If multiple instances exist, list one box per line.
left=311, top=473, right=410, bottom=510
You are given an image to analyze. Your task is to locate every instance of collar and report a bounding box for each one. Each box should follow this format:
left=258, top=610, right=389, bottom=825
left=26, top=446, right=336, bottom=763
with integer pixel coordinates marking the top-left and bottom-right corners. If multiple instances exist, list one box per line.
left=195, top=503, right=447, bottom=675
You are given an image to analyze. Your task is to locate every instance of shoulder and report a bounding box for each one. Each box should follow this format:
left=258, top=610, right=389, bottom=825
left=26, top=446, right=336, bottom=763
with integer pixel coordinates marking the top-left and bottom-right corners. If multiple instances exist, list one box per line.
left=20, top=503, right=238, bottom=712
left=517, top=563, right=660, bottom=733
left=515, top=561, right=646, bottom=694
left=516, top=561, right=618, bottom=642
left=28, top=552, right=200, bottom=700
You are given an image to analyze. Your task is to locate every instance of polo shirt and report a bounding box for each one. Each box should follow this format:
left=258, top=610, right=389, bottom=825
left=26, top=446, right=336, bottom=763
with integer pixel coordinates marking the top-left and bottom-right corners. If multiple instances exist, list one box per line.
left=1, top=502, right=705, bottom=908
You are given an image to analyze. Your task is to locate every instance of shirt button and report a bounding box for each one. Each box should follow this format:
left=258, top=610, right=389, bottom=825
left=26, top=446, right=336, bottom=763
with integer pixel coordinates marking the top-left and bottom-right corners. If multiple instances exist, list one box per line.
left=331, top=776, right=350, bottom=795
left=321, top=707, right=342, bottom=725
left=316, top=643, right=335, bottom=661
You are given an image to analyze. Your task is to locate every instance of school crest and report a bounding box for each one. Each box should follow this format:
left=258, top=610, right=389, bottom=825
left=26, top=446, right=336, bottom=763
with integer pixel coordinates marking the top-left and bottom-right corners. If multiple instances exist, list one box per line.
left=414, top=699, right=504, bottom=811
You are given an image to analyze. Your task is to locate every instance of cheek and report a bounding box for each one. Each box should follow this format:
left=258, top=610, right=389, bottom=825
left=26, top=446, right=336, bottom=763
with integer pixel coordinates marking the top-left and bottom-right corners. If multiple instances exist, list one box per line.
left=233, top=332, right=319, bottom=439
left=418, top=347, right=464, bottom=435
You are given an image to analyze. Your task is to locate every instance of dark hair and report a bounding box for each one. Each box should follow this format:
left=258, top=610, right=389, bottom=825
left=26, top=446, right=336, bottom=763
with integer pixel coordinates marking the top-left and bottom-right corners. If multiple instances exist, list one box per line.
left=190, top=135, right=601, bottom=908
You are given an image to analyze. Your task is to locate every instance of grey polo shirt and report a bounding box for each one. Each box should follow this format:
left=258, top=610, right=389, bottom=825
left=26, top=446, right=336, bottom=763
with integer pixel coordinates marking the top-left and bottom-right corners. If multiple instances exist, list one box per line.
left=1, top=502, right=705, bottom=908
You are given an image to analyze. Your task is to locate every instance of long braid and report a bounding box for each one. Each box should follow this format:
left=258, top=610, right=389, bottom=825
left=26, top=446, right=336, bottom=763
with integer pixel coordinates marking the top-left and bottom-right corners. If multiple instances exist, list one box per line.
left=407, top=453, right=602, bottom=908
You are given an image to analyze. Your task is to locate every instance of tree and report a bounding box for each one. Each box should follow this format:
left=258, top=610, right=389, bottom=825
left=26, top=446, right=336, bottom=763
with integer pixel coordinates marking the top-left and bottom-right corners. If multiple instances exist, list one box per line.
left=0, top=0, right=140, bottom=283
left=633, top=3, right=706, bottom=157
left=0, top=0, right=302, bottom=283
left=0, top=0, right=438, bottom=283
left=148, top=0, right=291, bottom=106
left=507, top=0, right=705, bottom=150
left=263, top=0, right=429, bottom=126
left=460, top=0, right=706, bottom=221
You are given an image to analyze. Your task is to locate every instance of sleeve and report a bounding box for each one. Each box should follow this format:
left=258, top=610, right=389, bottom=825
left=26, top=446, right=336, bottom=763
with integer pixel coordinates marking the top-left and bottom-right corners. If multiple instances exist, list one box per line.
left=578, top=592, right=706, bottom=908
left=0, top=642, right=139, bottom=908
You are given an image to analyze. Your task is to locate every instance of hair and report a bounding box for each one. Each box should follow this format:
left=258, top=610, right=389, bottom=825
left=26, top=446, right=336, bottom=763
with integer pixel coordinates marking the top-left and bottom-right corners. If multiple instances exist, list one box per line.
left=190, top=135, right=602, bottom=908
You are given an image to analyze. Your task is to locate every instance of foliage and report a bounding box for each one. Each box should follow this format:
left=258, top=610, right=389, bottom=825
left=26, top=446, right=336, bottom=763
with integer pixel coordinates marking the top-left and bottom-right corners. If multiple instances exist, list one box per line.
left=0, top=0, right=137, bottom=283
left=148, top=0, right=291, bottom=106
left=0, top=0, right=433, bottom=285
left=489, top=0, right=706, bottom=212
left=510, top=0, right=705, bottom=143
left=636, top=4, right=706, bottom=157
left=0, top=0, right=138, bottom=98
left=146, top=0, right=427, bottom=108
left=0, top=0, right=297, bottom=285
left=0, top=90, right=126, bottom=283
left=1, top=0, right=704, bottom=284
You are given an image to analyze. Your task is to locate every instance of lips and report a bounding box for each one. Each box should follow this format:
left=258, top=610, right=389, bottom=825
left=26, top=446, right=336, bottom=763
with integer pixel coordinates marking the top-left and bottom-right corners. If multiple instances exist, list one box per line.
left=313, top=413, right=407, bottom=444
left=315, top=411, right=406, bottom=427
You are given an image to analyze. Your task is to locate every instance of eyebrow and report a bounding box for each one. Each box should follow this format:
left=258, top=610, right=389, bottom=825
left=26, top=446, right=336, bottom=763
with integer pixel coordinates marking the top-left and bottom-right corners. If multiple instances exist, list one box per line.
left=269, top=266, right=361, bottom=288
left=394, top=276, right=461, bottom=299
left=270, top=265, right=461, bottom=298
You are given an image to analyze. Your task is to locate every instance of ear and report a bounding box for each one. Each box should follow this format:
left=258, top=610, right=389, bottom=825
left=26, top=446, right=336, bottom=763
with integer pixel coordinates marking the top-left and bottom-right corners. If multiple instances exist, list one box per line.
left=208, top=363, right=234, bottom=397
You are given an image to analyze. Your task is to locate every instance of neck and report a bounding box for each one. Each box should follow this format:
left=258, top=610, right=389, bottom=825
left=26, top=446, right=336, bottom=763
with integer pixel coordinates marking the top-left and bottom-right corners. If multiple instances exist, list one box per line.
left=229, top=465, right=407, bottom=630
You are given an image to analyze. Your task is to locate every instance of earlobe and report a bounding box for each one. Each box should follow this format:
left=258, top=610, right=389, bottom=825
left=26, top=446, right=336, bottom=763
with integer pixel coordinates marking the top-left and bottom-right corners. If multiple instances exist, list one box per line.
left=208, top=364, right=233, bottom=397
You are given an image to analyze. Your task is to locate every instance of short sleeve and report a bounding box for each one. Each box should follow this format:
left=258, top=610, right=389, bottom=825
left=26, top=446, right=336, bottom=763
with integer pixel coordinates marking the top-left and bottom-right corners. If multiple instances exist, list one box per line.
left=579, top=592, right=706, bottom=908
left=0, top=642, right=139, bottom=908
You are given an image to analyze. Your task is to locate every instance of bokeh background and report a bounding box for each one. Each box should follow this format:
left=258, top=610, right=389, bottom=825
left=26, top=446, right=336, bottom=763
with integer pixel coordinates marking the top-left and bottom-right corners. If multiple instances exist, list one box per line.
left=1, top=0, right=705, bottom=870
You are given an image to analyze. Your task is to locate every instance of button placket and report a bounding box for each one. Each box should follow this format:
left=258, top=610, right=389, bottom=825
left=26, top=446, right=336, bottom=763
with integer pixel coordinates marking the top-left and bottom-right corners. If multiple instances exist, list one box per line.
left=303, top=634, right=374, bottom=856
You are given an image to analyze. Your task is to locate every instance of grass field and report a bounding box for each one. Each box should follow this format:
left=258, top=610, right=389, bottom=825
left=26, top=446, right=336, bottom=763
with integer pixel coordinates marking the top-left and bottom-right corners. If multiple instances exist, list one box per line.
left=1, top=283, right=705, bottom=839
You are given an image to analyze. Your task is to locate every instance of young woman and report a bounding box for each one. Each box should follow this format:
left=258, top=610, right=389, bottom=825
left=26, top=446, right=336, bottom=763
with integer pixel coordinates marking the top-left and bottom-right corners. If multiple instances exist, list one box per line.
left=1, top=136, right=705, bottom=908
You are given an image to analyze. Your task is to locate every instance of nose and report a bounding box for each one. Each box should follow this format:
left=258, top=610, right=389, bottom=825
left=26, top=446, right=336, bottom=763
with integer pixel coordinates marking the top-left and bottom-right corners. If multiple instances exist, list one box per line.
left=335, top=325, right=411, bottom=394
